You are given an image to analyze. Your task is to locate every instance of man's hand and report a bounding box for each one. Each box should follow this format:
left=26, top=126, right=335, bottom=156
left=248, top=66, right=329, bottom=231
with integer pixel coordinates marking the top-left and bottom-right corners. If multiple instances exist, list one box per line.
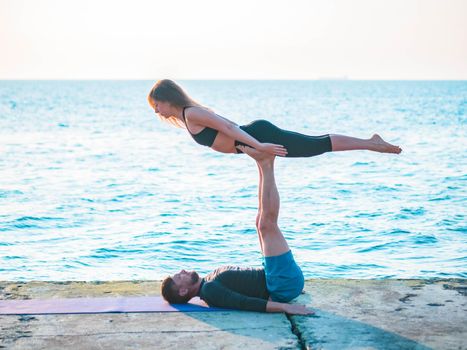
left=283, top=303, right=314, bottom=315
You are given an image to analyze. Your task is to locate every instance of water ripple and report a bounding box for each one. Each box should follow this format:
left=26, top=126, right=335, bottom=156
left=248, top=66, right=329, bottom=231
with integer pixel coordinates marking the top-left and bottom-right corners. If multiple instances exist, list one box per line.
left=0, top=80, right=466, bottom=280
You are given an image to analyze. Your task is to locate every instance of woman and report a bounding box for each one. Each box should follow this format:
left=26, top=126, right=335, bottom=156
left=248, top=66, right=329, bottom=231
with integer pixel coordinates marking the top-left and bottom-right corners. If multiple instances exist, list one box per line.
left=147, top=79, right=402, bottom=157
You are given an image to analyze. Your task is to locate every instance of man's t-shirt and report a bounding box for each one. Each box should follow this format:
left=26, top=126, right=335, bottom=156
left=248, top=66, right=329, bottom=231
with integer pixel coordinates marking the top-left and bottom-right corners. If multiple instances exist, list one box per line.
left=198, top=266, right=270, bottom=312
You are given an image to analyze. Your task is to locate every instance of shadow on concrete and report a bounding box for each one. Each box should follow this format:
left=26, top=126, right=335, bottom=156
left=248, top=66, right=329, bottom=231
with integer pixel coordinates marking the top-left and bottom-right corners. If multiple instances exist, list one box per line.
left=172, top=291, right=433, bottom=350
left=179, top=309, right=299, bottom=346
left=291, top=308, right=433, bottom=350
left=292, top=290, right=433, bottom=349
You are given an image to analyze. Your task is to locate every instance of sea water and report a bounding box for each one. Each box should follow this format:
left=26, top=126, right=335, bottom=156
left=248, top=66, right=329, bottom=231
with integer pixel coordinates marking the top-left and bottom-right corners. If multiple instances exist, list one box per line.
left=0, top=80, right=465, bottom=281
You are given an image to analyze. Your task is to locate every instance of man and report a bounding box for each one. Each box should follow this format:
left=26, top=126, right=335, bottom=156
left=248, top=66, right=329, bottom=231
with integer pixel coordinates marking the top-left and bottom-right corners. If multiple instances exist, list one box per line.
left=161, top=145, right=314, bottom=315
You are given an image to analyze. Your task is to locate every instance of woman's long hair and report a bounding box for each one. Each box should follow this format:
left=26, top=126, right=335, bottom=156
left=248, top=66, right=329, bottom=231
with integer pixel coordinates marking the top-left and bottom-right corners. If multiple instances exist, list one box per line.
left=147, top=79, right=202, bottom=128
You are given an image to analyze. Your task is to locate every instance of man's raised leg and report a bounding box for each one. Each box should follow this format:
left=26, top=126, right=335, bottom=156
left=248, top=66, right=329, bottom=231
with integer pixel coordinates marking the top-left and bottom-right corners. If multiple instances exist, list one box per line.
left=238, top=145, right=310, bottom=313
left=238, top=145, right=289, bottom=257
left=255, top=162, right=264, bottom=253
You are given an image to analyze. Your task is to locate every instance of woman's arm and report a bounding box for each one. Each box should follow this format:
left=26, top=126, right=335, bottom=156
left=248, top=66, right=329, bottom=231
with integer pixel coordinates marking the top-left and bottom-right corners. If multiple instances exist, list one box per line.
left=186, top=107, right=287, bottom=156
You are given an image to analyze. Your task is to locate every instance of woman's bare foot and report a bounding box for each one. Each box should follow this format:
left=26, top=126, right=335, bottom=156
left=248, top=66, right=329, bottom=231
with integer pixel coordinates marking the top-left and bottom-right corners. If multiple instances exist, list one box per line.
left=237, top=145, right=275, bottom=163
left=370, top=134, right=402, bottom=154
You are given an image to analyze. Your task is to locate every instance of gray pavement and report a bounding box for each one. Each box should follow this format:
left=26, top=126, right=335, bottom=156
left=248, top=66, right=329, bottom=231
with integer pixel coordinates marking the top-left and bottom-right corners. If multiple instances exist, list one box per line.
left=1, top=279, right=466, bottom=349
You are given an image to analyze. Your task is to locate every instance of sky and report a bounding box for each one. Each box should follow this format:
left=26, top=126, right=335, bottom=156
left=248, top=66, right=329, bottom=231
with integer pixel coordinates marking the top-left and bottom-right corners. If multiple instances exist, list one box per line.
left=0, top=0, right=466, bottom=80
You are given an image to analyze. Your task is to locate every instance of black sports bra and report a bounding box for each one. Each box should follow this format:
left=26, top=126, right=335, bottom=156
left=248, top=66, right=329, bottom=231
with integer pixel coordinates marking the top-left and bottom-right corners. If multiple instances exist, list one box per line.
left=182, top=106, right=219, bottom=147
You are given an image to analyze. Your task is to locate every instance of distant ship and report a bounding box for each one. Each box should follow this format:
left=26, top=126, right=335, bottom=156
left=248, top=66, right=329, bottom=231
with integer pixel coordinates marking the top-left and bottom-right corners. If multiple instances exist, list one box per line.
left=317, top=76, right=349, bottom=81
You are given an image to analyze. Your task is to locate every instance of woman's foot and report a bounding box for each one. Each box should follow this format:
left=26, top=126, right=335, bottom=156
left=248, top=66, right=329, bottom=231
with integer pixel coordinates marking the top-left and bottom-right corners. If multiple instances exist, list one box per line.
left=370, top=134, right=402, bottom=154
left=330, top=134, right=402, bottom=154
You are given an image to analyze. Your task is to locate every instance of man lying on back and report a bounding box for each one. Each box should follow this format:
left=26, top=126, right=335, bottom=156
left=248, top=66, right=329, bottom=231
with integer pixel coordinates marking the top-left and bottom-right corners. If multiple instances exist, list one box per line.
left=161, top=146, right=313, bottom=315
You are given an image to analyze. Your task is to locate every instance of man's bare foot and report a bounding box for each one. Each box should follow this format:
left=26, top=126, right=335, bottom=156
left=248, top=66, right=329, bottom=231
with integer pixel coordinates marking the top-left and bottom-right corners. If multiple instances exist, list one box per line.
left=370, top=134, right=402, bottom=154
left=236, top=145, right=275, bottom=163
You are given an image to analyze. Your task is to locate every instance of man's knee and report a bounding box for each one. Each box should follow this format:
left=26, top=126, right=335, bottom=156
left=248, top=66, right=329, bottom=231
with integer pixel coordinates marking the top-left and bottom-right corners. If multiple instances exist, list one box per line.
left=258, top=215, right=278, bottom=234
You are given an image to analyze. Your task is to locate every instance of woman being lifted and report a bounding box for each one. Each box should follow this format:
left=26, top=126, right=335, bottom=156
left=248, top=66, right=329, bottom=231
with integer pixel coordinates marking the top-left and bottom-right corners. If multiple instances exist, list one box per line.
left=147, top=79, right=402, bottom=158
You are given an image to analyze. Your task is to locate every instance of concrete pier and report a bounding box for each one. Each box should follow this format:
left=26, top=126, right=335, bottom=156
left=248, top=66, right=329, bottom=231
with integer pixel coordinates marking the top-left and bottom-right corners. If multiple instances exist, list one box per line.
left=1, top=279, right=466, bottom=349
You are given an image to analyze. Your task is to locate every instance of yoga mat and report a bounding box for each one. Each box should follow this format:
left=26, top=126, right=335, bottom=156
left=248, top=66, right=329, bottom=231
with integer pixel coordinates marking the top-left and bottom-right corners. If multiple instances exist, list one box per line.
left=0, top=296, right=226, bottom=315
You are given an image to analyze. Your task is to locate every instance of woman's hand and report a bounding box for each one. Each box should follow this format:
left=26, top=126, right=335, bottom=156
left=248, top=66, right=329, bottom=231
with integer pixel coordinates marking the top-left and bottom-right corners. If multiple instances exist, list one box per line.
left=258, top=143, right=288, bottom=157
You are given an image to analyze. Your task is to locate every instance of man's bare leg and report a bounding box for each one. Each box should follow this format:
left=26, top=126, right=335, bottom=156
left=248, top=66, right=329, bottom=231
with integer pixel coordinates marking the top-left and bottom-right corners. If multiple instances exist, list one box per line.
left=256, top=162, right=264, bottom=253
left=238, top=145, right=314, bottom=316
left=238, top=145, right=289, bottom=257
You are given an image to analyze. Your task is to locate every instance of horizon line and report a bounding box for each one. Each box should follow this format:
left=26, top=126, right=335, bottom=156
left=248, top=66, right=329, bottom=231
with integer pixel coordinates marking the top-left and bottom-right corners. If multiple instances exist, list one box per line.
left=1, top=78, right=466, bottom=81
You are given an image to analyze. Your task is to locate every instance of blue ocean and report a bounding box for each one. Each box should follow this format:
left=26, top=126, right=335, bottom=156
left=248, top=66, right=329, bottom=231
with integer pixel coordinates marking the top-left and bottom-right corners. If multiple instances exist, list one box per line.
left=0, top=80, right=466, bottom=281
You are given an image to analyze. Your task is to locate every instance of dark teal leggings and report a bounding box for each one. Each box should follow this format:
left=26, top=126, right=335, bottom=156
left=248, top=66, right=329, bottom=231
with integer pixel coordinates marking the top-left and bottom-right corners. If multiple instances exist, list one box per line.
left=235, top=119, right=332, bottom=157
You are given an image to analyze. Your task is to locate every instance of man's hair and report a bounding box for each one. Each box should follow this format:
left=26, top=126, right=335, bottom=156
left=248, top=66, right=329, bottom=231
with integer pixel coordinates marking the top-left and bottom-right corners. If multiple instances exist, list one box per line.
left=161, top=276, right=191, bottom=304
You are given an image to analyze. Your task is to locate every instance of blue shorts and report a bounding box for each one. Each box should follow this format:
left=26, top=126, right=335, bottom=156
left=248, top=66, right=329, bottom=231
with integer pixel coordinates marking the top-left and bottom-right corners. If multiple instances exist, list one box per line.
left=263, top=250, right=304, bottom=302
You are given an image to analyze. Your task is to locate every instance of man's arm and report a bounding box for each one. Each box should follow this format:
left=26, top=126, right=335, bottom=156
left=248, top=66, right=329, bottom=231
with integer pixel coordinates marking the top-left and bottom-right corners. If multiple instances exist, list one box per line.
left=266, top=301, right=314, bottom=315
left=202, top=282, right=267, bottom=312
left=202, top=282, right=314, bottom=315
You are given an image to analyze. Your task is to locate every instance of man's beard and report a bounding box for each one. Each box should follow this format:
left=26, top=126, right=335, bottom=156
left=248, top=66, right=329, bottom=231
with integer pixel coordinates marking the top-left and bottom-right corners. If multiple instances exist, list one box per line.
left=190, top=271, right=199, bottom=284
